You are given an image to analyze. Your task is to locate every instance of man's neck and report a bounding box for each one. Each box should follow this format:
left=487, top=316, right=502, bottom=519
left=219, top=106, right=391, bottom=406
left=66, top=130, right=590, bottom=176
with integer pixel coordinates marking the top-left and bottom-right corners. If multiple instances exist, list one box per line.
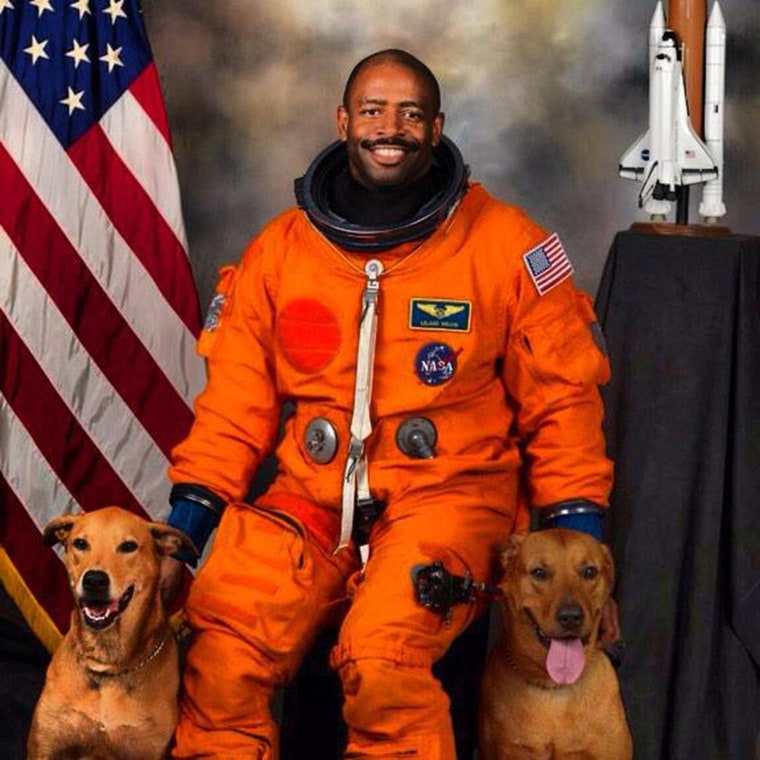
left=329, top=167, right=441, bottom=227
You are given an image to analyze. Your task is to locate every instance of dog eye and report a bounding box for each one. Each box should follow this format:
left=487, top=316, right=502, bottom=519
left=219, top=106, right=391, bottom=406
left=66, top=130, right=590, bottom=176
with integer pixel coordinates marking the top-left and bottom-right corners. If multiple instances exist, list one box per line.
left=72, top=537, right=88, bottom=551
left=529, top=567, right=548, bottom=581
left=581, top=565, right=599, bottom=580
left=118, top=540, right=139, bottom=554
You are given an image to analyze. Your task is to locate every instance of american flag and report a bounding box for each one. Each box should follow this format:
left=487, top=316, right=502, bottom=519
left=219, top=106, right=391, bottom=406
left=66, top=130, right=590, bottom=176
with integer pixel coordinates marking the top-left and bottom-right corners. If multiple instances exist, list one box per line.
left=523, top=232, right=574, bottom=296
left=0, top=0, right=205, bottom=650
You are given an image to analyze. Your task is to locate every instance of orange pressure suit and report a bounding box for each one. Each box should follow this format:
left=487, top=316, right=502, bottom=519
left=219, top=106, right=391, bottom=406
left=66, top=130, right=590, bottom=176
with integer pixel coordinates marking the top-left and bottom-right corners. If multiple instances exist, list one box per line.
left=169, top=181, right=613, bottom=758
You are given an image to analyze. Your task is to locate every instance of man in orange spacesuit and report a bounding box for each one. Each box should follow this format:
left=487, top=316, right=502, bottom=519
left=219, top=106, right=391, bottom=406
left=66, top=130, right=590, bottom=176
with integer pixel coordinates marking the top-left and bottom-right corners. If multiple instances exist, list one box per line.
left=162, top=49, right=614, bottom=759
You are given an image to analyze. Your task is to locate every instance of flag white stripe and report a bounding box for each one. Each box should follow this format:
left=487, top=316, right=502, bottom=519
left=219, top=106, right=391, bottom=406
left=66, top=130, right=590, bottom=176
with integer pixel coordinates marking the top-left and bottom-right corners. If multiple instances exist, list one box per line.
left=0, top=394, right=81, bottom=534
left=0, top=60, right=205, bottom=407
left=536, top=261, right=572, bottom=279
left=0, top=228, right=170, bottom=517
left=537, top=266, right=570, bottom=280
left=101, top=89, right=189, bottom=252
left=536, top=266, right=573, bottom=290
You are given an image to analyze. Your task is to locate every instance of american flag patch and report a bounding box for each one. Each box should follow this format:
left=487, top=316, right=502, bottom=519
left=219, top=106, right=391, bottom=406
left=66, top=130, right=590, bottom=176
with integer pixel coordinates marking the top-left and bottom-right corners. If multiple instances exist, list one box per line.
left=523, top=233, right=574, bottom=295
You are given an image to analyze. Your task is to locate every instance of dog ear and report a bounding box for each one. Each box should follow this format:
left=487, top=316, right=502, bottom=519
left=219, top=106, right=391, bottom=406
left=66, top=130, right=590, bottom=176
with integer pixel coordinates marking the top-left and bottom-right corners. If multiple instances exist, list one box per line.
left=599, top=542, right=615, bottom=592
left=150, top=524, right=199, bottom=560
left=500, top=532, right=527, bottom=571
left=42, top=515, right=78, bottom=547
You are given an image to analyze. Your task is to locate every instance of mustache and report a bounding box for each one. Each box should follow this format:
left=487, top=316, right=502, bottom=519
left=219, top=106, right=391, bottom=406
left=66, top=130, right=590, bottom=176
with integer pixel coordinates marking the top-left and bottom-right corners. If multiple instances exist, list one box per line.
left=359, top=136, right=421, bottom=152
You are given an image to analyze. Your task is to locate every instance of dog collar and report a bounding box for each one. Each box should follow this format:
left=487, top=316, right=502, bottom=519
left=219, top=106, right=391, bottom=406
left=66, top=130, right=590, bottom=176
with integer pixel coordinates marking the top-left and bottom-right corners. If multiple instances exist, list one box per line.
left=82, top=630, right=170, bottom=679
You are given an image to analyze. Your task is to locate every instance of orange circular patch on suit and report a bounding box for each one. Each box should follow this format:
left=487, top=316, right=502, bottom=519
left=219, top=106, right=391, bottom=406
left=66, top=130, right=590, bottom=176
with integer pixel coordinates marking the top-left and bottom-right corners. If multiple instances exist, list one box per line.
left=277, top=298, right=341, bottom=373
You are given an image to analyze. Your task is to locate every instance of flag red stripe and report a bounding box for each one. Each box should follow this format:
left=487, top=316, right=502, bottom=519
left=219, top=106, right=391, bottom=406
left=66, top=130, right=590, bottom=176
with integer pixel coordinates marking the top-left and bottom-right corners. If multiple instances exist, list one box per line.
left=1, top=476, right=73, bottom=634
left=536, top=261, right=573, bottom=285
left=128, top=63, right=172, bottom=145
left=0, top=313, right=145, bottom=516
left=536, top=262, right=573, bottom=283
left=67, top=126, right=200, bottom=334
left=0, top=144, right=194, bottom=457
left=542, top=254, right=568, bottom=268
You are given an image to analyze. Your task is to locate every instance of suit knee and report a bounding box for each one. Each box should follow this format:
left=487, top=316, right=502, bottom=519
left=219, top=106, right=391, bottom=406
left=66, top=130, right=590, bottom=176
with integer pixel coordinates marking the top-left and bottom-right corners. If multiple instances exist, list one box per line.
left=336, top=655, right=449, bottom=735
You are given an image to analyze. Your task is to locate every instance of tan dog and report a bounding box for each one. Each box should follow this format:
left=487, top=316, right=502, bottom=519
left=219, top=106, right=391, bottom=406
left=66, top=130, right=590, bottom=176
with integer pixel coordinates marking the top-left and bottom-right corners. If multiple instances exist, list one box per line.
left=27, top=506, right=196, bottom=760
left=479, top=528, right=632, bottom=760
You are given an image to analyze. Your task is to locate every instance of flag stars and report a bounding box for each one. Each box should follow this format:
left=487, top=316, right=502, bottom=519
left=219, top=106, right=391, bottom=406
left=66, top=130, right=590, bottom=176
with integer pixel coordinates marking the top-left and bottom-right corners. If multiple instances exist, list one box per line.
left=99, top=43, right=124, bottom=73
left=0, top=0, right=14, bottom=16
left=102, top=0, right=126, bottom=25
left=30, top=0, right=54, bottom=16
left=60, top=86, right=86, bottom=115
left=70, top=0, right=90, bottom=19
left=66, top=39, right=90, bottom=68
left=24, top=35, right=49, bottom=65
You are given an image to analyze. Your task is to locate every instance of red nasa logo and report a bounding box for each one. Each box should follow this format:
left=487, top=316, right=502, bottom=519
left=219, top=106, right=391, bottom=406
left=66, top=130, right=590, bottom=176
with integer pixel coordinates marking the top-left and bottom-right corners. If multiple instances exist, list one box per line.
left=415, top=342, right=458, bottom=386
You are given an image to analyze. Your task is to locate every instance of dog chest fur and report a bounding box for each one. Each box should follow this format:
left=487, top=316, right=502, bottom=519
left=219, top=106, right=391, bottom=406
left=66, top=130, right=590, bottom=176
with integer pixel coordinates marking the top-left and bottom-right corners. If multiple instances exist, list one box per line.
left=480, top=646, right=629, bottom=759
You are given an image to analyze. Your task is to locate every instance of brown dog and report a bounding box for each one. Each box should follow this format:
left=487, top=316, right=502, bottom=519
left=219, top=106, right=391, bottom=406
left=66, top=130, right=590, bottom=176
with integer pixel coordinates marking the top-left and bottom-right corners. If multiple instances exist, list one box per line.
left=27, top=506, right=196, bottom=760
left=479, top=528, right=632, bottom=760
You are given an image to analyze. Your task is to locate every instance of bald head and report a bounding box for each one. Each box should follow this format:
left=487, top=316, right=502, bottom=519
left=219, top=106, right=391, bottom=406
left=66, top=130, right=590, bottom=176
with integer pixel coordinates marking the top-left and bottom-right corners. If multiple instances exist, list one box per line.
left=342, top=49, right=441, bottom=115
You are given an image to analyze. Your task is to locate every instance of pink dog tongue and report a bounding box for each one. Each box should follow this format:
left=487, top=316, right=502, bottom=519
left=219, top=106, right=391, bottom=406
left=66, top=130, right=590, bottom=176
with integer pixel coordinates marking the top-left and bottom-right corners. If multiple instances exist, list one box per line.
left=546, top=638, right=585, bottom=684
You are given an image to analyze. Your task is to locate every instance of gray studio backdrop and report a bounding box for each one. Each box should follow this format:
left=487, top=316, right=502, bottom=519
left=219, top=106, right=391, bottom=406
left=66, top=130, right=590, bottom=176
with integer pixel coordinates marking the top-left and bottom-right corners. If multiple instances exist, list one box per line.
left=142, top=0, right=760, bottom=310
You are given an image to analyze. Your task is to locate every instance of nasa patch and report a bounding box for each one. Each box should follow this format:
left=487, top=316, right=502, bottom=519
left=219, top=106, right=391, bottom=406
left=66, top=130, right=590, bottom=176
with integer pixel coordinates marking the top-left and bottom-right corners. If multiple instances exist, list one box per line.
left=415, top=342, right=458, bottom=386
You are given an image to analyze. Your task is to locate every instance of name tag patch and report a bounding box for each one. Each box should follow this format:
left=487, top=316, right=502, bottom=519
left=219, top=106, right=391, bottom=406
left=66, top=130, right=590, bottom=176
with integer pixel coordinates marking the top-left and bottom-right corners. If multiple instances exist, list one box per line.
left=409, top=299, right=472, bottom=332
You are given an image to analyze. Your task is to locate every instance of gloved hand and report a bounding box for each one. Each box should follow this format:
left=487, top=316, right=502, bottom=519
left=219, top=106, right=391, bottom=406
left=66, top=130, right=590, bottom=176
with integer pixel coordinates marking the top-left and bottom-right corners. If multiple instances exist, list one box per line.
left=166, top=484, right=226, bottom=566
left=537, top=499, right=605, bottom=540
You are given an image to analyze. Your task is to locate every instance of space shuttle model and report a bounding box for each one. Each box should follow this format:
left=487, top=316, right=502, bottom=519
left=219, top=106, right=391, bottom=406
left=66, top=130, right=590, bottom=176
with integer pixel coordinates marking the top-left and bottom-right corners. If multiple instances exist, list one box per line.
left=619, top=1, right=726, bottom=223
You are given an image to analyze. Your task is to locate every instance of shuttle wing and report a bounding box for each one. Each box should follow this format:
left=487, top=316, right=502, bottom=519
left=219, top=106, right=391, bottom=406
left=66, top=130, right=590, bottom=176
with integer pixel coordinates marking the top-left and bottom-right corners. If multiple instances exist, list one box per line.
left=619, top=131, right=650, bottom=181
left=676, top=112, right=718, bottom=185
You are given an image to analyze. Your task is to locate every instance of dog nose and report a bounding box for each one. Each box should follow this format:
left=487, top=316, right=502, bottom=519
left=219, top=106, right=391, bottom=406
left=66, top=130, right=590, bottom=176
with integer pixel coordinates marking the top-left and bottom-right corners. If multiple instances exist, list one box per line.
left=556, top=602, right=584, bottom=632
left=82, top=570, right=110, bottom=597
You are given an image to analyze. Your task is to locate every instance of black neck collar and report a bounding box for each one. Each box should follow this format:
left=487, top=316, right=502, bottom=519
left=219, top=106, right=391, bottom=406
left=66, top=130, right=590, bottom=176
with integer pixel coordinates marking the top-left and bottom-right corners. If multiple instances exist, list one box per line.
left=329, top=166, right=443, bottom=230
left=294, top=136, right=469, bottom=252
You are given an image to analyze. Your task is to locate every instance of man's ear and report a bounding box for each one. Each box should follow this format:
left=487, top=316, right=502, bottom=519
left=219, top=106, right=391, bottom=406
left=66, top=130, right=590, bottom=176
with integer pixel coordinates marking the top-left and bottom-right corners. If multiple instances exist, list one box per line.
left=431, top=111, right=445, bottom=147
left=336, top=105, right=348, bottom=141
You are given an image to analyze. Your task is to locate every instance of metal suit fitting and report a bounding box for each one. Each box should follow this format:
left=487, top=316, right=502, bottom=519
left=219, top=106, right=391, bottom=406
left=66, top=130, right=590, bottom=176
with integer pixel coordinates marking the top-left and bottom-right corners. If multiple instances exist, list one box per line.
left=411, top=560, right=501, bottom=625
left=396, top=417, right=437, bottom=459
left=304, top=418, right=338, bottom=464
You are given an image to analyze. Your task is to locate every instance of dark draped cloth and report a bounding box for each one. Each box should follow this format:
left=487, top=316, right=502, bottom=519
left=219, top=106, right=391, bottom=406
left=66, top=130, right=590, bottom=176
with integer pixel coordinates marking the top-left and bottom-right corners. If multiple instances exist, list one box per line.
left=595, top=229, right=760, bottom=760
left=0, top=585, right=49, bottom=759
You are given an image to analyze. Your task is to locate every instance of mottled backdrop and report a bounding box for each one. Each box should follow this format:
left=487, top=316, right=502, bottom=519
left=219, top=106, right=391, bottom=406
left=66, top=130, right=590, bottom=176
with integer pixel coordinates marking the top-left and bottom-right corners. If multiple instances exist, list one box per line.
left=141, top=0, right=759, bottom=308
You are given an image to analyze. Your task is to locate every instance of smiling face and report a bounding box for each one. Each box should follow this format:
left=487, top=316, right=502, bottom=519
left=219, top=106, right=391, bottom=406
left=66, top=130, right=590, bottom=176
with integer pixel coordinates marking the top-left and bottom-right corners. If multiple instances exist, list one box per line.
left=43, top=506, right=195, bottom=633
left=337, top=59, right=444, bottom=189
left=61, top=508, right=161, bottom=630
left=500, top=529, right=614, bottom=685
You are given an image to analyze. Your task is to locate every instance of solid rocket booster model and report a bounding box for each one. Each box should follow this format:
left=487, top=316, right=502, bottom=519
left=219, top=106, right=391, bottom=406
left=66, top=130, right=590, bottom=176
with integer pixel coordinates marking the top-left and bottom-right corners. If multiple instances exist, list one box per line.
left=619, top=1, right=727, bottom=222
left=699, top=2, right=727, bottom=220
